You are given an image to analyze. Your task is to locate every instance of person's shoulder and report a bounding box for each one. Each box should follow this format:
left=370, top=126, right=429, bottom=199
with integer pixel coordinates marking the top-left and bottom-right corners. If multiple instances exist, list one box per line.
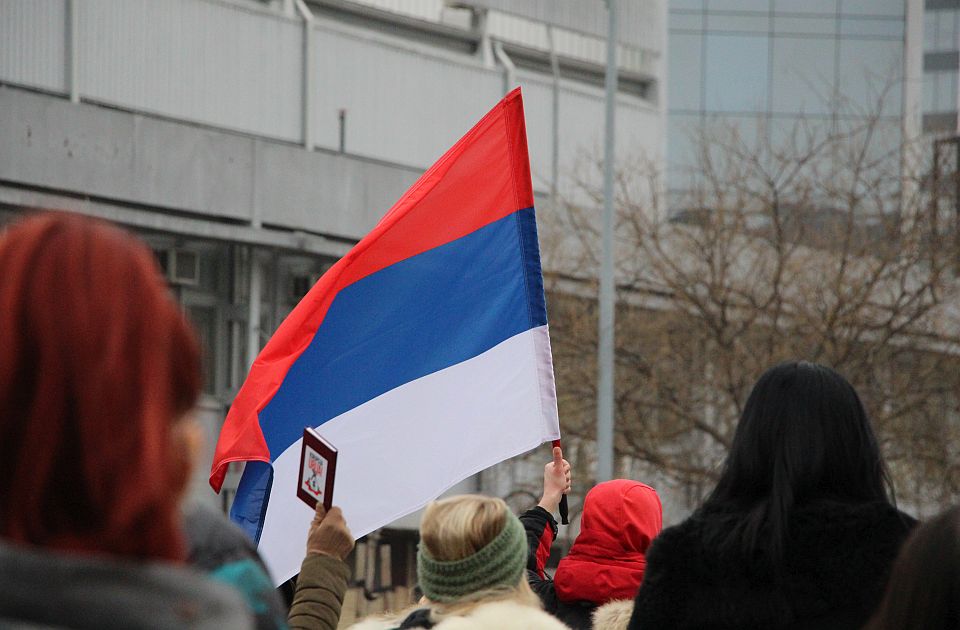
left=793, top=500, right=916, bottom=541
left=0, top=541, right=254, bottom=629
left=436, top=601, right=570, bottom=630
left=591, top=599, right=633, bottom=630
left=183, top=501, right=259, bottom=568
left=346, top=603, right=568, bottom=630
left=348, top=615, right=402, bottom=630
left=644, top=511, right=713, bottom=560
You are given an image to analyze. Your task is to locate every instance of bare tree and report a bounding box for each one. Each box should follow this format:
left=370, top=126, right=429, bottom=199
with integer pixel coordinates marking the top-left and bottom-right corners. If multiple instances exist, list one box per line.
left=543, top=105, right=960, bottom=517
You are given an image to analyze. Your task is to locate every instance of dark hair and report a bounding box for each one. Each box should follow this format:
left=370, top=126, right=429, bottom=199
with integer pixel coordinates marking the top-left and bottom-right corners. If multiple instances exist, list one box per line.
left=701, top=361, right=892, bottom=566
left=0, top=212, right=202, bottom=561
left=865, top=506, right=960, bottom=630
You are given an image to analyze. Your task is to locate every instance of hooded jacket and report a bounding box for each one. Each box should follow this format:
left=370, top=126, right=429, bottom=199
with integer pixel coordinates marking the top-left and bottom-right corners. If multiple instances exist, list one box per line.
left=521, top=480, right=663, bottom=629
left=627, top=500, right=916, bottom=630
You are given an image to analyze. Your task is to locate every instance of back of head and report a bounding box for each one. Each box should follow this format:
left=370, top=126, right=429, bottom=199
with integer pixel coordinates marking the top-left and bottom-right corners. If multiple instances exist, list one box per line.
left=577, top=479, right=662, bottom=555
left=417, top=495, right=530, bottom=607
left=704, top=361, right=891, bottom=561
left=0, top=212, right=202, bottom=562
left=866, top=506, right=960, bottom=630
left=554, top=479, right=663, bottom=604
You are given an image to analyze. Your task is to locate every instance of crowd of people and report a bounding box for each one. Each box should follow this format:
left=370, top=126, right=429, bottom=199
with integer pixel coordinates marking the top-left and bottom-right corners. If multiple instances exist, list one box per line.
left=1, top=211, right=957, bottom=629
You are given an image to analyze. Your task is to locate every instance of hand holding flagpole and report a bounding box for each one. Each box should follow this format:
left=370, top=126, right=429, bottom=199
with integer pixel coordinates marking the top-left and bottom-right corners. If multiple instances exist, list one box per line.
left=540, top=442, right=571, bottom=524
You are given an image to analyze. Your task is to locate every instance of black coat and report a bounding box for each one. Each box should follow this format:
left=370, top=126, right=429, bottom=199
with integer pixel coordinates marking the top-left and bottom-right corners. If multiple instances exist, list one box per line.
left=627, top=500, right=915, bottom=630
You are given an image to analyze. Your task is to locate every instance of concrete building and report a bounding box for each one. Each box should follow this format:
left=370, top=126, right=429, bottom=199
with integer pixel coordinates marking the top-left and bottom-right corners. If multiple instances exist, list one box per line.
left=924, top=0, right=960, bottom=133
left=0, top=0, right=665, bottom=600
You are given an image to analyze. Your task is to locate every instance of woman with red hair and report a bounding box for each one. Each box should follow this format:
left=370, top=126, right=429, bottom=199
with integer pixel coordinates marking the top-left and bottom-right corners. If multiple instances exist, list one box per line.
left=0, top=212, right=252, bottom=627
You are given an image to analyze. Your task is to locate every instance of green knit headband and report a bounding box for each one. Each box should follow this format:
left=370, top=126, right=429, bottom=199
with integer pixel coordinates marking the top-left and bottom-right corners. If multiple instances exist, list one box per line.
left=416, top=510, right=527, bottom=603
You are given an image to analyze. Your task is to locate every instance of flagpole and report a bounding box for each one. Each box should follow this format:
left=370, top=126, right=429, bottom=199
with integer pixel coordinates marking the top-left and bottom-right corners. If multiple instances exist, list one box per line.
left=596, top=0, right=618, bottom=483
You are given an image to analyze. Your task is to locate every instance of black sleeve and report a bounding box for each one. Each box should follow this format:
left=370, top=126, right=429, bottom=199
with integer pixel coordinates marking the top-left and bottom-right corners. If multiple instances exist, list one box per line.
left=627, top=528, right=689, bottom=630
left=519, top=506, right=561, bottom=615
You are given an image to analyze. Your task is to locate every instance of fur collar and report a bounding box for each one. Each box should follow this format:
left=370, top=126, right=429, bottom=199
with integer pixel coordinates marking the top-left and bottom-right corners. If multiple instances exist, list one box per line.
left=347, top=600, right=569, bottom=630
left=591, top=599, right=633, bottom=630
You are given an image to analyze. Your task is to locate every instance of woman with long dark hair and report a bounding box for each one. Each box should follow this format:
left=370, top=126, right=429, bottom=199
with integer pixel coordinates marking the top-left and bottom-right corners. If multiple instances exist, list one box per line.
left=865, top=505, right=960, bottom=630
left=627, top=361, right=915, bottom=630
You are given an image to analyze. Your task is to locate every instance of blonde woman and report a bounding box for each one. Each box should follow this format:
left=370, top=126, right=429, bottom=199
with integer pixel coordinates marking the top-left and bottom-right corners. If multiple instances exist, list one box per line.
left=354, top=494, right=567, bottom=630
left=291, top=494, right=568, bottom=629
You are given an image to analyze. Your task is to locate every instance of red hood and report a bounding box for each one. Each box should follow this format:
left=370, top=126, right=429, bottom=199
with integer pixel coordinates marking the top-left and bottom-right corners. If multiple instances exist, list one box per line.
left=553, top=479, right=662, bottom=605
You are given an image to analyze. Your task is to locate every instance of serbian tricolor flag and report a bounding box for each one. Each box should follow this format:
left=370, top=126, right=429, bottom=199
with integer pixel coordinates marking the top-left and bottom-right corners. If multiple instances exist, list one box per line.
left=209, top=89, right=560, bottom=584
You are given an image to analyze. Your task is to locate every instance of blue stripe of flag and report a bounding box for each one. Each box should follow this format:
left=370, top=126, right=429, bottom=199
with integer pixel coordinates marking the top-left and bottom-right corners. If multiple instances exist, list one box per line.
left=231, top=207, right=546, bottom=542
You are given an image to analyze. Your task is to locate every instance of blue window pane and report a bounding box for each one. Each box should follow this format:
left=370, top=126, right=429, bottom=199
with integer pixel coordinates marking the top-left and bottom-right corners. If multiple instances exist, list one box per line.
left=924, top=71, right=937, bottom=112
left=773, top=16, right=837, bottom=35
left=839, top=17, right=904, bottom=37
left=773, top=0, right=837, bottom=14
left=836, top=39, right=903, bottom=116
left=707, top=13, right=770, bottom=32
left=935, top=10, right=958, bottom=51
left=936, top=71, right=957, bottom=112
left=670, top=12, right=704, bottom=30
left=667, top=114, right=703, bottom=174
left=768, top=115, right=832, bottom=156
left=841, top=0, right=904, bottom=17
left=707, top=0, right=770, bottom=11
left=671, top=0, right=705, bottom=10
left=704, top=34, right=770, bottom=112
left=669, top=33, right=704, bottom=111
left=863, top=119, right=902, bottom=172
left=702, top=115, right=764, bottom=150
left=771, top=36, right=837, bottom=115
left=925, top=11, right=940, bottom=52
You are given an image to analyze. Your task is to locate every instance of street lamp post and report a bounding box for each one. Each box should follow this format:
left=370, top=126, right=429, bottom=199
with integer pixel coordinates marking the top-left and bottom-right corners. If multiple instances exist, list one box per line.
left=596, top=0, right=618, bottom=483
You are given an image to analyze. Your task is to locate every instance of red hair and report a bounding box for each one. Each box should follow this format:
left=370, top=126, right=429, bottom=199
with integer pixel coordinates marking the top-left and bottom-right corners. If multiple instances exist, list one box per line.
left=0, top=212, right=202, bottom=562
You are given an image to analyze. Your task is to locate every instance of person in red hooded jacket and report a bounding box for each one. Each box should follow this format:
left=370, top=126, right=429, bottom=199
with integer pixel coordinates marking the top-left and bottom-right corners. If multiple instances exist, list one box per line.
left=519, top=447, right=663, bottom=630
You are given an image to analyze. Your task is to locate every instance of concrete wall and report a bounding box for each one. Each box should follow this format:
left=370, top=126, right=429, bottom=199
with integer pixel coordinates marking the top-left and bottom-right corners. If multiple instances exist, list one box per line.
left=0, top=0, right=664, bottom=210
left=0, top=87, right=418, bottom=242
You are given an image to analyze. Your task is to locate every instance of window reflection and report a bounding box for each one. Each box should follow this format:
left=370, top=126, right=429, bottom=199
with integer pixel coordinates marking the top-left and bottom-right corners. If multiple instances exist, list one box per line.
left=841, top=0, right=904, bottom=17
left=774, top=0, right=837, bottom=14
left=704, top=33, right=770, bottom=112
left=708, top=0, right=770, bottom=12
left=669, top=33, right=703, bottom=111
left=836, top=39, right=903, bottom=116
left=771, top=36, right=837, bottom=115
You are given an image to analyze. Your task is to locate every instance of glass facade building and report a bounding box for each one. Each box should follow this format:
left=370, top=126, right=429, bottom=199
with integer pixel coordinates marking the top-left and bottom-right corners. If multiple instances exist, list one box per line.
left=667, top=0, right=912, bottom=196
left=924, top=0, right=960, bottom=132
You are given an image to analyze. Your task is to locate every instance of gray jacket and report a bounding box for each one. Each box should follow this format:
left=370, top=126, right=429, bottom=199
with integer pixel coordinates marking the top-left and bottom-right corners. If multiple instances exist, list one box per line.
left=0, top=540, right=254, bottom=629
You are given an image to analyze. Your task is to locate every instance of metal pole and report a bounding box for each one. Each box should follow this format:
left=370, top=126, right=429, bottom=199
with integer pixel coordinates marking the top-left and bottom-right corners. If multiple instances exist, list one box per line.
left=296, top=0, right=315, bottom=151
left=596, top=0, right=618, bottom=483
left=547, top=26, right=560, bottom=206
left=66, top=0, right=79, bottom=103
left=247, top=250, right=262, bottom=370
left=493, top=41, right=515, bottom=95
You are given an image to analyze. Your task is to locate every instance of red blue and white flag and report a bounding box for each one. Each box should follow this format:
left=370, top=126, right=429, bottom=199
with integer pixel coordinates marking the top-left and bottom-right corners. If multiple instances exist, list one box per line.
left=210, top=88, right=560, bottom=584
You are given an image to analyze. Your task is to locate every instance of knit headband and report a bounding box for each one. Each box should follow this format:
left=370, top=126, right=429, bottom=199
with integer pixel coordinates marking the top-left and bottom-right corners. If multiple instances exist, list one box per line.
left=416, top=510, right=527, bottom=603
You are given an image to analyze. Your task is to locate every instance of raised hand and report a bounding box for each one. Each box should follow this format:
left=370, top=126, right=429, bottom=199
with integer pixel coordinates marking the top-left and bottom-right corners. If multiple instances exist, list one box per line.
left=538, top=446, right=571, bottom=515
left=305, top=504, right=355, bottom=561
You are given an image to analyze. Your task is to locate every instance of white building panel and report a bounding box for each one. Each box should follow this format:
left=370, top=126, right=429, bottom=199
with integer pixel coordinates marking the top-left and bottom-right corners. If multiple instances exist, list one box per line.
left=79, top=0, right=303, bottom=142
left=312, top=24, right=504, bottom=167
left=0, top=0, right=68, bottom=93
left=518, top=72, right=662, bottom=196
left=454, top=0, right=663, bottom=53
left=0, top=0, right=664, bottom=205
